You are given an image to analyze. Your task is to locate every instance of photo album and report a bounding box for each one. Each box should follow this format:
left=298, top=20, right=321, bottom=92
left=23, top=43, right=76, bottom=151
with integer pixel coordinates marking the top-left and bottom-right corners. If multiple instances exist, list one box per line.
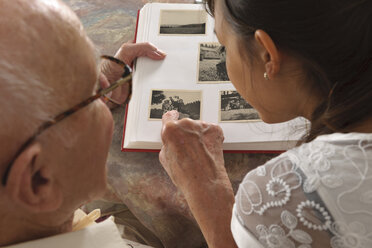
left=122, top=3, right=307, bottom=152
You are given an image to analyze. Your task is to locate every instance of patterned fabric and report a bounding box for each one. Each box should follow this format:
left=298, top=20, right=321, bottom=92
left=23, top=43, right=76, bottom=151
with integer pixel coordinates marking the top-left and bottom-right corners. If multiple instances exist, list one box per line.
left=232, top=133, right=372, bottom=248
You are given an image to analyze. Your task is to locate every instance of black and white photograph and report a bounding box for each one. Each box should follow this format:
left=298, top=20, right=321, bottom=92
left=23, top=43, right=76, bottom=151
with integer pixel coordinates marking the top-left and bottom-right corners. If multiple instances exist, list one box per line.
left=149, top=90, right=202, bottom=120
left=159, top=9, right=207, bottom=35
left=220, top=91, right=260, bottom=122
left=198, top=42, right=230, bottom=83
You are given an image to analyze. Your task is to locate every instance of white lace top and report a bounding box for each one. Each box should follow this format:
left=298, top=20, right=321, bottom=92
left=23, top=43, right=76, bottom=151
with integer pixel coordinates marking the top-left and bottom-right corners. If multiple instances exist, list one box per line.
left=231, top=133, right=372, bottom=248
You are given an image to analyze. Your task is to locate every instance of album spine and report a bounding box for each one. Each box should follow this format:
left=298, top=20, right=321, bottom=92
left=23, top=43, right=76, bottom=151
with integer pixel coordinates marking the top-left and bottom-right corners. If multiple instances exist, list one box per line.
left=121, top=10, right=141, bottom=152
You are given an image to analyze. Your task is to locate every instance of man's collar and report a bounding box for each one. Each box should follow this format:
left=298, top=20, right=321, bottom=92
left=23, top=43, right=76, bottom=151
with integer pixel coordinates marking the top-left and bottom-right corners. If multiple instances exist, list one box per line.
left=4, top=218, right=130, bottom=248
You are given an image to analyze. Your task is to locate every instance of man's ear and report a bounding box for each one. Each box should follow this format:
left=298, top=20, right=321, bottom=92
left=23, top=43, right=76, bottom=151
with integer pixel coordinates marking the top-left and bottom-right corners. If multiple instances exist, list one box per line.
left=5, top=143, right=63, bottom=213
left=254, top=29, right=281, bottom=79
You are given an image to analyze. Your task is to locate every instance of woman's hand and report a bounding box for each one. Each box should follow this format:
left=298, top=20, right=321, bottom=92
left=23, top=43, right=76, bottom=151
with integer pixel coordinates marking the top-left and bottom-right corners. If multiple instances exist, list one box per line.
left=159, top=110, right=237, bottom=248
left=100, top=41, right=166, bottom=107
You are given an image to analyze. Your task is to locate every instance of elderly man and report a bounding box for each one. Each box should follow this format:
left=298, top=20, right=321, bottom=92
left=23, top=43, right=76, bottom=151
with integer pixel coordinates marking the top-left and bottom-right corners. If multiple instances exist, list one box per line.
left=0, top=0, right=165, bottom=247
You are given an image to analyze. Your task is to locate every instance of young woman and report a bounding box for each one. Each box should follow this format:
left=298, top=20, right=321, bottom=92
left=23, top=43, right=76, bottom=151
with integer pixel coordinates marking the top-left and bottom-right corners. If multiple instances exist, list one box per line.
left=159, top=0, right=372, bottom=247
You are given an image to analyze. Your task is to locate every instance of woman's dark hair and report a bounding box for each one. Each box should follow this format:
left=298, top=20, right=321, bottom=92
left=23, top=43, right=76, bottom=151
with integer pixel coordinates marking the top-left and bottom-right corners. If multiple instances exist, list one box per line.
left=205, top=0, right=372, bottom=142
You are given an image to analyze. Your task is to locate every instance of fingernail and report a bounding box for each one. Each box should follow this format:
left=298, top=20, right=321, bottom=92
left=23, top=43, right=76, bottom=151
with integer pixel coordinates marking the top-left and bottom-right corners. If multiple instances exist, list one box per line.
left=171, top=110, right=179, bottom=118
left=156, top=49, right=166, bottom=56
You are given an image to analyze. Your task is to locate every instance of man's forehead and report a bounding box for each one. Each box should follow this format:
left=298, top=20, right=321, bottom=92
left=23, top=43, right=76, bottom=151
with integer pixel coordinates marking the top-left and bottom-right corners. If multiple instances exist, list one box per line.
left=0, top=0, right=98, bottom=166
left=0, top=0, right=98, bottom=106
left=38, top=0, right=65, bottom=9
left=1, top=0, right=71, bottom=18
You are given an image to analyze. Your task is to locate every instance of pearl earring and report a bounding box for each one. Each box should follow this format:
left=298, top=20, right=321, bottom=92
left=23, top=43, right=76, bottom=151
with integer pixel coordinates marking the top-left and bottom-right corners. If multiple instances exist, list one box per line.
left=264, top=72, right=269, bottom=80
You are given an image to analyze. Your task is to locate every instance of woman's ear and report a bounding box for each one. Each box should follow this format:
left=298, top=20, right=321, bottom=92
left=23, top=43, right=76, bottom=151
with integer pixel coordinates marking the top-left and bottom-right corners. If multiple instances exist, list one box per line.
left=5, top=143, right=63, bottom=213
left=254, top=29, right=281, bottom=79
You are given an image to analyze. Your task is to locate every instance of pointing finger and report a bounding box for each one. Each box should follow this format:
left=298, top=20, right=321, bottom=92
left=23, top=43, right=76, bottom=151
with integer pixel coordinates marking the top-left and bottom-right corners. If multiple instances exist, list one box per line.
left=162, top=110, right=179, bottom=126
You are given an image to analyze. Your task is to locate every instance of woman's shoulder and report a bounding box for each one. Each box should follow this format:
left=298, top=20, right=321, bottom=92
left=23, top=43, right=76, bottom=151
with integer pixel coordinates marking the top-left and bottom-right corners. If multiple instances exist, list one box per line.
left=243, top=132, right=372, bottom=195
left=233, top=132, right=372, bottom=248
left=268, top=132, right=372, bottom=171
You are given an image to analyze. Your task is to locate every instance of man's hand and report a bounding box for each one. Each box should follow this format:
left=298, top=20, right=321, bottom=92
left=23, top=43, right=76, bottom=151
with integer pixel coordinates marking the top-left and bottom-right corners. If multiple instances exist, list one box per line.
left=159, top=110, right=226, bottom=191
left=159, top=110, right=237, bottom=248
left=100, top=41, right=166, bottom=106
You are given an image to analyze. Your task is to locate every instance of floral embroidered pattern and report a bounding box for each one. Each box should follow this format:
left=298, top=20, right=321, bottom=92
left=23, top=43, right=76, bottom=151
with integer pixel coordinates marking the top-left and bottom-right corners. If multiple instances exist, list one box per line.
left=337, top=139, right=372, bottom=216
left=330, top=221, right=372, bottom=248
left=257, top=224, right=296, bottom=248
left=238, top=156, right=302, bottom=216
left=256, top=165, right=267, bottom=177
left=257, top=211, right=312, bottom=248
left=297, top=142, right=341, bottom=193
left=296, top=200, right=331, bottom=231
left=234, top=133, right=372, bottom=248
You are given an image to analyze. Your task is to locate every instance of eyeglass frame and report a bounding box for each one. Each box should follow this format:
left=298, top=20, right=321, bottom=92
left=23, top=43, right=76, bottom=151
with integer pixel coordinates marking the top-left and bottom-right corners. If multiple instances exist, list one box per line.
left=1, top=55, right=132, bottom=186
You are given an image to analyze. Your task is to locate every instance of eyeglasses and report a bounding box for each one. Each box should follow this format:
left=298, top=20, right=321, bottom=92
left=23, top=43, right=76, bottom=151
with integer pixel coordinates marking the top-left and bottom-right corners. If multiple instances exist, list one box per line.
left=1, top=55, right=132, bottom=186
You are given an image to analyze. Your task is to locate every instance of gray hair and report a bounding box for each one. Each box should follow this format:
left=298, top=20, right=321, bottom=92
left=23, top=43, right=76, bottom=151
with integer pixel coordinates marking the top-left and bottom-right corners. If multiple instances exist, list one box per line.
left=0, top=55, right=58, bottom=162
left=0, top=59, right=54, bottom=128
left=0, top=0, right=98, bottom=166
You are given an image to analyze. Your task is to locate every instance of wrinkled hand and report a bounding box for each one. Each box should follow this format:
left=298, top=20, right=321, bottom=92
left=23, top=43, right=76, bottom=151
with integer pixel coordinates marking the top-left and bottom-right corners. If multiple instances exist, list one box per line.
left=159, top=111, right=236, bottom=248
left=100, top=41, right=166, bottom=107
left=159, top=110, right=228, bottom=195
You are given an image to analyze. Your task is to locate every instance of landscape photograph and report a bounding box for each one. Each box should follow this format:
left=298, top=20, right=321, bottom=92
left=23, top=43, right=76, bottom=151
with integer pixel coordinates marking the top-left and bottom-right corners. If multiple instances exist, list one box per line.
left=198, top=42, right=230, bottom=83
left=220, top=91, right=260, bottom=122
left=149, top=89, right=202, bottom=120
left=159, top=9, right=207, bottom=35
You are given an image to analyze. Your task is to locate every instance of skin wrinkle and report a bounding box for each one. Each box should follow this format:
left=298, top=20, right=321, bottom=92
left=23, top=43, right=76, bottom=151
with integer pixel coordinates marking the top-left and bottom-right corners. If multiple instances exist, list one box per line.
left=0, top=0, right=96, bottom=163
left=162, top=118, right=226, bottom=191
left=0, top=62, right=54, bottom=173
left=0, top=0, right=114, bottom=246
left=1, top=0, right=168, bottom=246
left=157, top=0, right=325, bottom=246
left=158, top=0, right=371, bottom=246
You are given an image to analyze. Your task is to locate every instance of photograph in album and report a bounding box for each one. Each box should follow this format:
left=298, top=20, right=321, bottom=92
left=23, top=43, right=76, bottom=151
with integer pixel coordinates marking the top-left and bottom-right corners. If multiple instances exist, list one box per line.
left=220, top=91, right=260, bottom=122
left=122, top=3, right=307, bottom=152
left=198, top=42, right=230, bottom=83
left=149, top=90, right=202, bottom=120
left=159, top=10, right=207, bottom=35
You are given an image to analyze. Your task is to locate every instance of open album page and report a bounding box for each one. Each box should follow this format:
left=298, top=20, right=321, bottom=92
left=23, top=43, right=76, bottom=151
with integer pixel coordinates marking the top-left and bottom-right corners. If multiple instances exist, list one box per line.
left=124, top=3, right=307, bottom=150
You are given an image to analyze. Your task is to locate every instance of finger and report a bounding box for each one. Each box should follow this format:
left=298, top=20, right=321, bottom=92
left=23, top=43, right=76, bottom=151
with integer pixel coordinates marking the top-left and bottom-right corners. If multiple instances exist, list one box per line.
left=99, top=73, right=110, bottom=89
left=176, top=118, right=209, bottom=134
left=120, top=42, right=166, bottom=64
left=159, top=147, right=167, bottom=167
left=161, top=111, right=179, bottom=143
left=200, top=121, right=210, bottom=130
left=136, top=42, right=166, bottom=61
left=99, top=73, right=112, bottom=99
left=162, top=110, right=179, bottom=126
left=110, top=80, right=129, bottom=103
left=137, top=42, right=166, bottom=56
left=146, top=50, right=167, bottom=60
